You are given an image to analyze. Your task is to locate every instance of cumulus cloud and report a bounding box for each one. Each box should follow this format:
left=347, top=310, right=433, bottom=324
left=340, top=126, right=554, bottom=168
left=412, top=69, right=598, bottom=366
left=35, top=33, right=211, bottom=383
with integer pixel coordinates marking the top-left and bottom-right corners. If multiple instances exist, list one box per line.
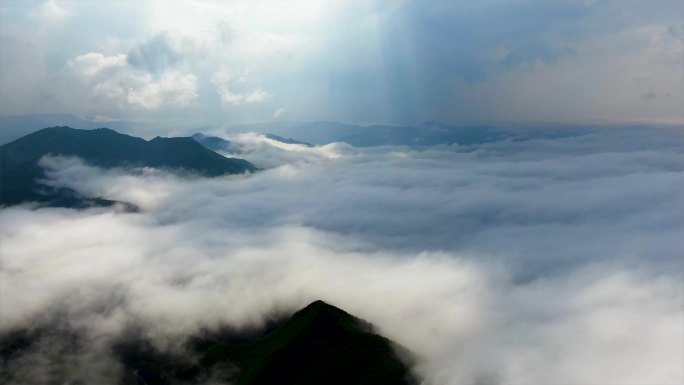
left=69, top=52, right=198, bottom=109
left=1, top=127, right=682, bottom=384
left=126, top=70, right=198, bottom=109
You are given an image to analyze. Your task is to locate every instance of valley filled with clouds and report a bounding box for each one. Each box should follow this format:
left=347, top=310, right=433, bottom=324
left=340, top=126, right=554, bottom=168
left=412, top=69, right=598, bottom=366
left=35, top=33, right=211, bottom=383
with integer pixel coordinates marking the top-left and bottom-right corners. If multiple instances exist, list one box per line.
left=2, top=126, right=682, bottom=384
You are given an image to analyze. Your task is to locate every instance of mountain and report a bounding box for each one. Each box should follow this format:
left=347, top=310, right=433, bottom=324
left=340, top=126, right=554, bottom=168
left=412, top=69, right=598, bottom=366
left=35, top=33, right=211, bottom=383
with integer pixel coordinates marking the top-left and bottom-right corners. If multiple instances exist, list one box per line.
left=115, top=300, right=417, bottom=385
left=264, top=133, right=313, bottom=147
left=223, top=121, right=593, bottom=147
left=191, top=132, right=233, bottom=152
left=0, top=126, right=256, bottom=207
left=225, top=121, right=506, bottom=147
left=1, top=301, right=416, bottom=384
left=191, top=132, right=312, bottom=154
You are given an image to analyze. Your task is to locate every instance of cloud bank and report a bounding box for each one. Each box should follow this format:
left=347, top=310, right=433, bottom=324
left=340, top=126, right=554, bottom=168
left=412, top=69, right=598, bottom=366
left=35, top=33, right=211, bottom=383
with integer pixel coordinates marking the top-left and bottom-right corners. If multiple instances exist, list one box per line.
left=1, top=126, right=682, bottom=384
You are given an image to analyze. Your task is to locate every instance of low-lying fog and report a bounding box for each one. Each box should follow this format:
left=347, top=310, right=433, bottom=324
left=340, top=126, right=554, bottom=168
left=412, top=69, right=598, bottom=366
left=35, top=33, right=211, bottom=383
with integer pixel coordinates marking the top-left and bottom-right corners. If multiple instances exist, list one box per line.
left=1, top=127, right=682, bottom=385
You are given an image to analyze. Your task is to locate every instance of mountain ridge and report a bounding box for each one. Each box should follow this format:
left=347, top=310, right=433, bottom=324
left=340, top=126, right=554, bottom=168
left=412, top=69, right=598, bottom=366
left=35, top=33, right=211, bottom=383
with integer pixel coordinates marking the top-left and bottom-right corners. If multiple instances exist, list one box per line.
left=0, top=126, right=256, bottom=207
left=0, top=300, right=417, bottom=384
left=113, top=300, right=417, bottom=385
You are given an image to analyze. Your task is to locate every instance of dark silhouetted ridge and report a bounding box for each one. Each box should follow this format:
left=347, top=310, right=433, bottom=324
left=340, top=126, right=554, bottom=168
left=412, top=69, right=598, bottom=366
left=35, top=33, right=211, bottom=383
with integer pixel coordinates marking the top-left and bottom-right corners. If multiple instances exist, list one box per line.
left=109, top=300, right=416, bottom=385
left=197, top=300, right=416, bottom=385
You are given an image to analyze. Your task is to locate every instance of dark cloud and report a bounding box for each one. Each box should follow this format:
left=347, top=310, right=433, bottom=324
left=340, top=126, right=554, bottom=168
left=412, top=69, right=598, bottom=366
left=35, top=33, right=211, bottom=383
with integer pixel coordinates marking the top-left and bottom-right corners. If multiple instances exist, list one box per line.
left=380, top=1, right=588, bottom=82
left=1, top=126, right=682, bottom=384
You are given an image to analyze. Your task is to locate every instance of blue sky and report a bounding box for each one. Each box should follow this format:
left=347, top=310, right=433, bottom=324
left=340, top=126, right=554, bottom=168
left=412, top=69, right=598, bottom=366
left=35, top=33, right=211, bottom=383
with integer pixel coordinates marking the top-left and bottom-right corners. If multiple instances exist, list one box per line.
left=0, top=0, right=682, bottom=126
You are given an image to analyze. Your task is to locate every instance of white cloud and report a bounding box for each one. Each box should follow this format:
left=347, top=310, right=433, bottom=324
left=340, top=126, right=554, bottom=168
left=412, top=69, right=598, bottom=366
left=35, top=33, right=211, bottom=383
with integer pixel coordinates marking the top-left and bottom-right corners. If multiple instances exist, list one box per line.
left=2, top=0, right=683, bottom=123
left=212, top=70, right=271, bottom=106
left=29, top=0, right=70, bottom=22
left=88, top=115, right=119, bottom=123
left=273, top=107, right=286, bottom=118
left=127, top=70, right=198, bottom=109
left=1, top=128, right=682, bottom=384
left=71, top=53, right=126, bottom=77
left=205, top=132, right=345, bottom=168
left=69, top=52, right=198, bottom=110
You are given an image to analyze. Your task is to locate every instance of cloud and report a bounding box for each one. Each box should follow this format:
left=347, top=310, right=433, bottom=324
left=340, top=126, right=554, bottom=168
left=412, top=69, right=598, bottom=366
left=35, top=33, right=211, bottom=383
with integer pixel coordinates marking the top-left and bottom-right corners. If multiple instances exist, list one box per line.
left=127, top=33, right=184, bottom=74
left=197, top=131, right=345, bottom=169
left=29, top=0, right=71, bottom=22
left=71, top=52, right=127, bottom=77
left=3, top=0, right=683, bottom=124
left=69, top=53, right=198, bottom=109
left=273, top=107, right=286, bottom=118
left=88, top=115, right=120, bottom=123
left=212, top=70, right=271, bottom=106
left=642, top=91, right=658, bottom=100
left=1, top=126, right=682, bottom=384
left=127, top=70, right=198, bottom=109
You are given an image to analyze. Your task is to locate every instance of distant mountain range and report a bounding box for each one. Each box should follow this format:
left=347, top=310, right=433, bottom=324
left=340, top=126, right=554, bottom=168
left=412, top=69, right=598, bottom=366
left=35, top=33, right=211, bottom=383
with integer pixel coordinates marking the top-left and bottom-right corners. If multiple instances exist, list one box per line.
left=191, top=132, right=234, bottom=152
left=226, top=121, right=508, bottom=147
left=2, top=113, right=600, bottom=149
left=0, top=126, right=256, bottom=207
left=263, top=133, right=313, bottom=147
left=190, top=132, right=313, bottom=154
left=189, top=122, right=508, bottom=151
left=1, top=300, right=417, bottom=385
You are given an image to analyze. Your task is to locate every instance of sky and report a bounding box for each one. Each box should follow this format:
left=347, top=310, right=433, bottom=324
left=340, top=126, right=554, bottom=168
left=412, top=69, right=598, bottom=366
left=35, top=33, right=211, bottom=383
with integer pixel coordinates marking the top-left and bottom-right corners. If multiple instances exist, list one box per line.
left=0, top=0, right=682, bottom=127
left=1, top=126, right=683, bottom=384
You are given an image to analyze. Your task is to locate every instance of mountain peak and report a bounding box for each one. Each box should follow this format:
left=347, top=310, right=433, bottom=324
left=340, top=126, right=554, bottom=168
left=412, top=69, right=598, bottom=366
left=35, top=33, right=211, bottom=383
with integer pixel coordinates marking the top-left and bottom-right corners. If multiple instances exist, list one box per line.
left=191, top=132, right=232, bottom=152
left=295, top=300, right=352, bottom=321
left=306, top=299, right=329, bottom=307
left=194, top=300, right=416, bottom=385
left=40, top=125, right=75, bottom=132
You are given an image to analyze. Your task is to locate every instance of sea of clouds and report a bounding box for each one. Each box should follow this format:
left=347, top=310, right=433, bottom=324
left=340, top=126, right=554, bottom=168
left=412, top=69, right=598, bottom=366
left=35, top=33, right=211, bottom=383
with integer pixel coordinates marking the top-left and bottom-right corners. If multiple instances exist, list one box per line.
left=1, top=126, right=682, bottom=385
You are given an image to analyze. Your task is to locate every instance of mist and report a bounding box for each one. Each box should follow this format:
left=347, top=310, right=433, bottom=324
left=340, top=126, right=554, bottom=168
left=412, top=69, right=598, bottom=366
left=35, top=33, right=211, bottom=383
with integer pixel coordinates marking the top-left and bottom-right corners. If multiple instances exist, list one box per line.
left=1, top=126, right=682, bottom=384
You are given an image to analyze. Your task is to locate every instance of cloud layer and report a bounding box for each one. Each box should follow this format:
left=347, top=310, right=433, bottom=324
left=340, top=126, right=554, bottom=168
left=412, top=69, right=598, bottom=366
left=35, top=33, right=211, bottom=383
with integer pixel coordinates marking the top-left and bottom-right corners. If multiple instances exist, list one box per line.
left=1, top=1, right=682, bottom=125
left=1, top=126, right=682, bottom=384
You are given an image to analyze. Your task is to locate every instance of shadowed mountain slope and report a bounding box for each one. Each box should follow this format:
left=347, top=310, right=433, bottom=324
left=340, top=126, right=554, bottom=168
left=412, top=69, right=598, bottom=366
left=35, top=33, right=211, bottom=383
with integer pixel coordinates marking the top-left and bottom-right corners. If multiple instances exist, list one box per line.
left=197, top=300, right=415, bottom=385
left=0, top=126, right=256, bottom=207
left=191, top=132, right=233, bottom=152
left=1, top=301, right=417, bottom=385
